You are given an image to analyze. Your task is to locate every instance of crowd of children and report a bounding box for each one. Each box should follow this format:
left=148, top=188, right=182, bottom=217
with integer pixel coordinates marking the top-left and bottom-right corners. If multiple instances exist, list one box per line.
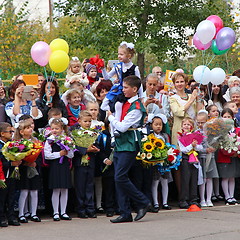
left=1, top=41, right=240, bottom=226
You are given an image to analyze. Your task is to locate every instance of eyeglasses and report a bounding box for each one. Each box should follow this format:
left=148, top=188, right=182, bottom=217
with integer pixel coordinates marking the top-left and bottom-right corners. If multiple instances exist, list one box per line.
left=3, top=130, right=14, bottom=133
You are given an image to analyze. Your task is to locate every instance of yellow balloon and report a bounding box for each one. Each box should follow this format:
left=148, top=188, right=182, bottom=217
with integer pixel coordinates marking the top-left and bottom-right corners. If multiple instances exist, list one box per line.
left=50, top=38, right=69, bottom=54
left=49, top=50, right=70, bottom=73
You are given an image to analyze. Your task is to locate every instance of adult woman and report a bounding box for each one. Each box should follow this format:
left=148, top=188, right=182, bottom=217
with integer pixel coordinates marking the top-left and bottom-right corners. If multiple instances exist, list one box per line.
left=5, top=80, right=42, bottom=126
left=206, top=83, right=226, bottom=112
left=35, top=78, right=68, bottom=129
left=229, top=87, right=240, bottom=123
left=223, top=76, right=240, bottom=102
left=169, top=73, right=204, bottom=146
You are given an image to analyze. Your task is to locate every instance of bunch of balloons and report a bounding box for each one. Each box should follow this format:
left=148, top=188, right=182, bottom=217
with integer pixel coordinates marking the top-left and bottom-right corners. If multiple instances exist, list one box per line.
left=193, top=15, right=236, bottom=55
left=193, top=65, right=226, bottom=86
left=31, top=39, right=70, bottom=73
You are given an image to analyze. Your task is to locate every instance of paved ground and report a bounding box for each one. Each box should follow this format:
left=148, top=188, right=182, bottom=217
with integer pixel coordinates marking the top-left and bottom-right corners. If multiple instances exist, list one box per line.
left=2, top=203, right=240, bottom=240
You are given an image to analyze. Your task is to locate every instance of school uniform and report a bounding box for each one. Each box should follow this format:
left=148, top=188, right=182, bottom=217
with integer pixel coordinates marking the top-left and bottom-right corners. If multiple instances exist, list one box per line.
left=0, top=140, right=18, bottom=223
left=108, top=95, right=150, bottom=219
left=70, top=123, right=96, bottom=216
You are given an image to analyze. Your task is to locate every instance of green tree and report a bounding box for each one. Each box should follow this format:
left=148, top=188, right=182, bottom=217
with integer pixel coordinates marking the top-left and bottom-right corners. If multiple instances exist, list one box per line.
left=56, top=0, right=234, bottom=77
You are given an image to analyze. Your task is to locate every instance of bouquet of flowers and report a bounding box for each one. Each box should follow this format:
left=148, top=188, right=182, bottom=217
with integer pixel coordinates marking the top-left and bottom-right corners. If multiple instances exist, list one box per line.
left=204, top=118, right=234, bottom=148
left=178, top=131, right=205, bottom=163
left=2, top=140, right=38, bottom=179
left=89, top=54, right=104, bottom=72
left=71, top=129, right=99, bottom=165
left=0, top=161, right=6, bottom=188
left=48, top=135, right=75, bottom=164
left=219, top=132, right=240, bottom=156
left=136, top=133, right=181, bottom=173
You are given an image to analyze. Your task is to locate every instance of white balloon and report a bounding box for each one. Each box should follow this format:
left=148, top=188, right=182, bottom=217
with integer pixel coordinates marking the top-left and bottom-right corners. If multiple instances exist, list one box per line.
left=210, top=68, right=226, bottom=85
left=193, top=65, right=211, bottom=85
left=196, top=20, right=216, bottom=44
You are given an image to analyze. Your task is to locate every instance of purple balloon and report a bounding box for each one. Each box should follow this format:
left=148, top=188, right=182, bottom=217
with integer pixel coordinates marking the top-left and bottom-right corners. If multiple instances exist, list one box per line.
left=216, top=27, right=236, bottom=51
left=193, top=33, right=212, bottom=50
left=31, top=41, right=51, bottom=67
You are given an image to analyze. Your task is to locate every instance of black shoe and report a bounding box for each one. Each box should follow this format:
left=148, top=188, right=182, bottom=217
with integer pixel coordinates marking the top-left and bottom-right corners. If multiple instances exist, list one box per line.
left=24, top=212, right=31, bottom=219
left=60, top=214, right=72, bottom=220
left=19, top=216, right=28, bottom=223
left=189, top=202, right=201, bottom=208
left=31, top=215, right=41, bottom=222
left=106, top=211, right=114, bottom=217
left=179, top=201, right=189, bottom=209
left=53, top=213, right=60, bottom=221
left=0, top=220, right=8, bottom=227
left=110, top=215, right=133, bottom=223
left=134, top=203, right=151, bottom=221
left=162, top=204, right=172, bottom=210
left=96, top=207, right=105, bottom=214
left=87, top=212, right=97, bottom=218
left=8, top=219, right=20, bottom=226
left=151, top=205, right=159, bottom=213
left=211, top=196, right=219, bottom=202
left=216, top=195, right=224, bottom=201
left=77, top=213, right=88, bottom=219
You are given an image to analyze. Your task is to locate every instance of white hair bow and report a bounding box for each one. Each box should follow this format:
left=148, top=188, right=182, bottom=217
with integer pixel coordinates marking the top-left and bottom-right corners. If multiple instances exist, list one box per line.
left=120, top=41, right=135, bottom=49
left=72, top=57, right=79, bottom=61
left=15, top=114, right=23, bottom=123
left=48, top=117, right=68, bottom=126
left=147, top=113, right=167, bottom=124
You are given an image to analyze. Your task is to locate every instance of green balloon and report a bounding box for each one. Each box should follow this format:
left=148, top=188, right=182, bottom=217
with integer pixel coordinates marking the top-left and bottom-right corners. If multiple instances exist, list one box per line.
left=211, top=40, right=230, bottom=55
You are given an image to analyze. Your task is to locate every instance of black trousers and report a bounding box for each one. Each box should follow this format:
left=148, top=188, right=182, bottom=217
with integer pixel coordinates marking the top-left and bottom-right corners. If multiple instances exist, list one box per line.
left=180, top=159, right=198, bottom=203
left=0, top=178, right=17, bottom=221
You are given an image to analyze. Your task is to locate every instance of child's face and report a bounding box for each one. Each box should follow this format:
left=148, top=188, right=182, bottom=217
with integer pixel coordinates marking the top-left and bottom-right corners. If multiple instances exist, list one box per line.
left=71, top=82, right=84, bottom=91
left=118, top=48, right=130, bottom=63
left=78, top=116, right=92, bottom=129
left=228, top=102, right=238, bottom=115
left=50, top=123, right=63, bottom=136
left=1, top=127, right=13, bottom=141
left=122, top=82, right=137, bottom=98
left=182, top=120, right=193, bottom=132
left=71, top=62, right=81, bottom=74
left=87, top=103, right=99, bottom=120
left=151, top=118, right=163, bottom=134
left=208, top=106, right=219, bottom=118
left=68, top=93, right=81, bottom=107
left=222, top=112, right=233, bottom=120
left=88, top=68, right=97, bottom=78
left=196, top=115, right=207, bottom=130
left=20, top=125, right=33, bottom=139
left=28, top=118, right=35, bottom=130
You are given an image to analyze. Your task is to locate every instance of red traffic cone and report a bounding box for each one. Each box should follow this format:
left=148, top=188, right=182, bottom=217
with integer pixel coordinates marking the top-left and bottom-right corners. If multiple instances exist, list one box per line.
left=187, top=204, right=202, bottom=212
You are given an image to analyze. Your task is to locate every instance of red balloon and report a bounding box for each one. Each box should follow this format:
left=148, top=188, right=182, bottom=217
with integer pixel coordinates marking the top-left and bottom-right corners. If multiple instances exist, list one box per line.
left=206, top=15, right=223, bottom=36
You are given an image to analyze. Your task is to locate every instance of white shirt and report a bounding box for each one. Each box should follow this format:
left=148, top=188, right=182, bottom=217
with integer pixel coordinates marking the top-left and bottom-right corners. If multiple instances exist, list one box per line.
left=142, top=91, right=170, bottom=118
left=108, top=95, right=142, bottom=133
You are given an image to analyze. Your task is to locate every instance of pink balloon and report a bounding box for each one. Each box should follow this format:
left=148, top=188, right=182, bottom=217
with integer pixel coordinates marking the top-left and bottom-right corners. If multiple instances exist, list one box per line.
left=206, top=15, right=223, bottom=35
left=193, top=33, right=212, bottom=50
left=31, top=41, right=51, bottom=67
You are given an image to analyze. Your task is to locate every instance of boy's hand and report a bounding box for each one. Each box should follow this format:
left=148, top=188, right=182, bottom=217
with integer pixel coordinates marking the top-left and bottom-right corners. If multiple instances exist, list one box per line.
left=192, top=140, right=198, bottom=148
left=11, top=160, right=22, bottom=167
left=107, top=110, right=112, bottom=117
left=104, top=159, right=112, bottom=166
left=87, top=145, right=100, bottom=153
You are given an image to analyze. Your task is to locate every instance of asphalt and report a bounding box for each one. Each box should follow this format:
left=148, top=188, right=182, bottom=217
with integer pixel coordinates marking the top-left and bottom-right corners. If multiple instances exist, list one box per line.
left=1, top=203, right=240, bottom=240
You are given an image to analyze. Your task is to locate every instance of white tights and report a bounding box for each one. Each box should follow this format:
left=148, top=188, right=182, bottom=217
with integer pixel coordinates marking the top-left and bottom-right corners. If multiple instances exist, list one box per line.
left=52, top=188, right=68, bottom=215
left=221, top=178, right=235, bottom=200
left=152, top=178, right=169, bottom=206
left=199, top=178, right=213, bottom=202
left=18, top=190, right=38, bottom=217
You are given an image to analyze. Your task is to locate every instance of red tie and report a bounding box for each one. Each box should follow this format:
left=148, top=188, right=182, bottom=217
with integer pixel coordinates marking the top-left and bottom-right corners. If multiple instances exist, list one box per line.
left=120, top=101, right=131, bottom=121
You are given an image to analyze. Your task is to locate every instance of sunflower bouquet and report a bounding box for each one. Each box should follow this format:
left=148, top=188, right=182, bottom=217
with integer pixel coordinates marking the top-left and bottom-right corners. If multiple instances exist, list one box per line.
left=71, top=129, right=99, bottom=165
left=136, top=133, right=181, bottom=172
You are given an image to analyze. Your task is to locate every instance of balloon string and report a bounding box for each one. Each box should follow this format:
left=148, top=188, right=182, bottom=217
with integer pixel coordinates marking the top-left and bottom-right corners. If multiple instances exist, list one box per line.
left=202, top=50, right=205, bottom=65
left=225, top=52, right=229, bottom=74
left=206, top=55, right=216, bottom=67
left=207, top=82, right=213, bottom=103
left=43, top=67, right=48, bottom=80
